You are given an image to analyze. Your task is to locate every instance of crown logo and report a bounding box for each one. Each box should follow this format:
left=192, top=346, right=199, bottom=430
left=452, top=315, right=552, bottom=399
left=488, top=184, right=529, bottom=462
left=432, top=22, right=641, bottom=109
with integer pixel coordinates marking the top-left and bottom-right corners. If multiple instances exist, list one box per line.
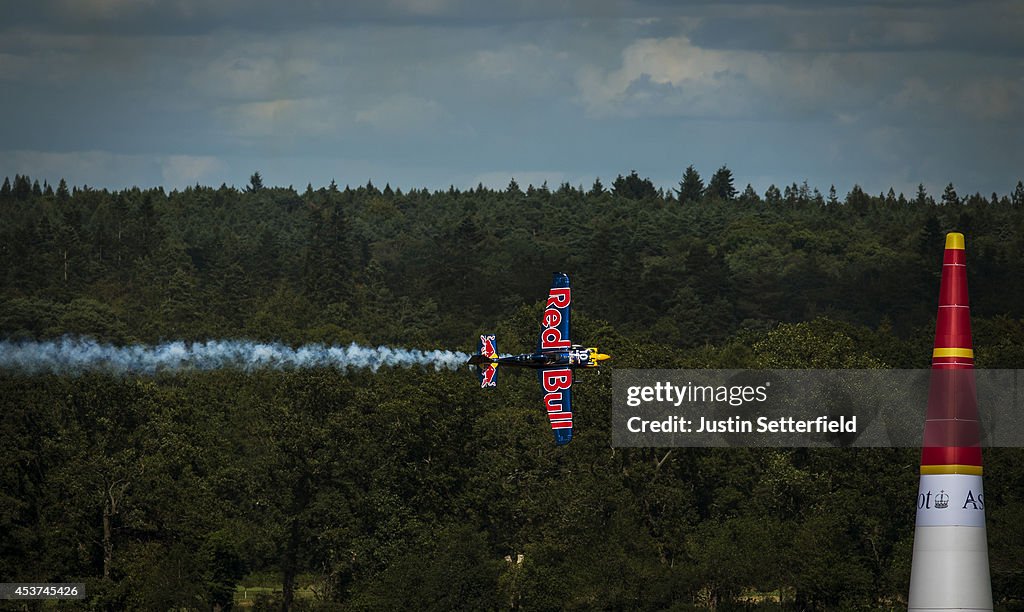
left=934, top=490, right=949, bottom=509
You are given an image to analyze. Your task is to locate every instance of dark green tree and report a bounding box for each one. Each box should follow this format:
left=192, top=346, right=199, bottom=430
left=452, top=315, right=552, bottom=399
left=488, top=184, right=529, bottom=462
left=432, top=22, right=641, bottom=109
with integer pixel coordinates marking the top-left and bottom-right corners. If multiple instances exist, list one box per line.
left=784, top=183, right=800, bottom=207
left=915, top=183, right=931, bottom=206
left=675, top=165, right=704, bottom=204
left=739, top=183, right=760, bottom=204
left=847, top=185, right=871, bottom=211
left=13, top=174, right=32, bottom=200
left=611, top=170, right=658, bottom=200
left=1012, top=180, right=1024, bottom=207
left=811, top=187, right=825, bottom=206
left=246, top=171, right=264, bottom=193
left=57, top=178, right=70, bottom=202
left=706, top=165, right=737, bottom=201
left=941, top=182, right=959, bottom=206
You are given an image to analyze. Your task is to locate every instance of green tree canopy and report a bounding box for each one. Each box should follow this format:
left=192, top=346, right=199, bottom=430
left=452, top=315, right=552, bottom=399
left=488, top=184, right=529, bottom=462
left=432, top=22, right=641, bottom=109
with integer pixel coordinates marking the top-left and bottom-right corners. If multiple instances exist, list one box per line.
left=676, top=165, right=704, bottom=203
left=706, top=165, right=738, bottom=201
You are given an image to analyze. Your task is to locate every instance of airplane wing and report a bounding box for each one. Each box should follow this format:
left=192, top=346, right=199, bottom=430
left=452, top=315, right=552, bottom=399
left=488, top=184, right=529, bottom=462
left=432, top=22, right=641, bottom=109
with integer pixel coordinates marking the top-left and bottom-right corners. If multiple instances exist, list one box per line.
left=538, top=272, right=571, bottom=351
left=540, top=367, right=573, bottom=445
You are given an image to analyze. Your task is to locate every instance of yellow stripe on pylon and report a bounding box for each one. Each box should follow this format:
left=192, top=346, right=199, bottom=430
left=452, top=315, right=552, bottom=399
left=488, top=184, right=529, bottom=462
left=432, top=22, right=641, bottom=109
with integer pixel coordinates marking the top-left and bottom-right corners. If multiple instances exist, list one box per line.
left=920, top=464, right=983, bottom=476
left=932, top=347, right=974, bottom=358
left=945, top=233, right=965, bottom=250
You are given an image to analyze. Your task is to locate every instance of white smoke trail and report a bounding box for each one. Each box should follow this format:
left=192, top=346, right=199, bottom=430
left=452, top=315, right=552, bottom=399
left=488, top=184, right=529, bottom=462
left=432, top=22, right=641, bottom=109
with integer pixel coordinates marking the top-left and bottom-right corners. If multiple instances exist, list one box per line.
left=0, top=337, right=471, bottom=375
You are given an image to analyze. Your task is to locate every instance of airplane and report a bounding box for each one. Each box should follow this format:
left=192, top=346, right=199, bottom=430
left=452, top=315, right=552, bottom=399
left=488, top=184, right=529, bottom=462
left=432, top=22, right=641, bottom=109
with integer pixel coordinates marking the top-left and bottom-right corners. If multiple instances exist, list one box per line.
left=466, top=272, right=611, bottom=445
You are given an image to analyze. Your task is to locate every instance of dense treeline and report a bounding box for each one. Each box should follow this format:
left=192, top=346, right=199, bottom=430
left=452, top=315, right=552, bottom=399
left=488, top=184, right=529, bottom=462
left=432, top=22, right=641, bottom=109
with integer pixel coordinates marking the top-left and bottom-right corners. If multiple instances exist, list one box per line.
left=2, top=169, right=1024, bottom=610
left=4, top=169, right=1024, bottom=349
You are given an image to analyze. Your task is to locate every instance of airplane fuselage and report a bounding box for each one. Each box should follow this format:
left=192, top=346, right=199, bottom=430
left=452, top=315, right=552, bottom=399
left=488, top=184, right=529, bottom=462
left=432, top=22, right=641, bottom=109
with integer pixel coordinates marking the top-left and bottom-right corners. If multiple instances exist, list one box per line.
left=497, top=346, right=593, bottom=369
left=468, top=345, right=607, bottom=369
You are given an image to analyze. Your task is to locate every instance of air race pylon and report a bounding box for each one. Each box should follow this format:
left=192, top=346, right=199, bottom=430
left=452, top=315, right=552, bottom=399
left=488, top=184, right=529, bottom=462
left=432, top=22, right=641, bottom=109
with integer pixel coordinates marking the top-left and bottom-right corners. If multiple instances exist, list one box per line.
left=908, top=232, right=992, bottom=611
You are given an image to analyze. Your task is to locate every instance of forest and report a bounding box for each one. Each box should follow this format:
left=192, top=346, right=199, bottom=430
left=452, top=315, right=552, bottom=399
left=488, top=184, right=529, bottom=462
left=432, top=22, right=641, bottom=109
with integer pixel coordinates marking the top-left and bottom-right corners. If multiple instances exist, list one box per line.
left=2, top=167, right=1024, bottom=610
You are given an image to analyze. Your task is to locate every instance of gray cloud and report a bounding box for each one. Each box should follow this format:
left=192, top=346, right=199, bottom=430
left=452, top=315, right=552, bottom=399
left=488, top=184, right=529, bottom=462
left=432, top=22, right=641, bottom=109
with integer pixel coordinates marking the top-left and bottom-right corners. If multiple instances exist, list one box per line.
left=0, top=1, right=1021, bottom=197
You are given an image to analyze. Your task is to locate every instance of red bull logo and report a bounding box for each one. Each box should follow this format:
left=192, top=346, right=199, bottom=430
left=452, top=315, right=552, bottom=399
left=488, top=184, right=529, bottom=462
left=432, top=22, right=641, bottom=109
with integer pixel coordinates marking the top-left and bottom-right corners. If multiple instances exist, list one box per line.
left=542, top=368, right=572, bottom=429
left=541, top=288, right=571, bottom=350
left=480, top=334, right=496, bottom=358
left=479, top=364, right=497, bottom=387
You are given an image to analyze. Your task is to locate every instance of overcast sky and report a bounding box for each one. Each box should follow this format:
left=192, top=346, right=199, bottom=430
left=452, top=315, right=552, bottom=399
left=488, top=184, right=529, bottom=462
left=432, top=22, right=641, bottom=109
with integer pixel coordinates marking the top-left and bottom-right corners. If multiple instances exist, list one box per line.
left=1, top=0, right=1021, bottom=197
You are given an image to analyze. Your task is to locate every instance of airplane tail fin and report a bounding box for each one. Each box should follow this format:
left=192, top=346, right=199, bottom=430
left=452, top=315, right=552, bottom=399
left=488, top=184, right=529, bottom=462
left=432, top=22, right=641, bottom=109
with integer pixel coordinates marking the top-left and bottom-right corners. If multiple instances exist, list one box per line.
left=469, top=334, right=499, bottom=388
